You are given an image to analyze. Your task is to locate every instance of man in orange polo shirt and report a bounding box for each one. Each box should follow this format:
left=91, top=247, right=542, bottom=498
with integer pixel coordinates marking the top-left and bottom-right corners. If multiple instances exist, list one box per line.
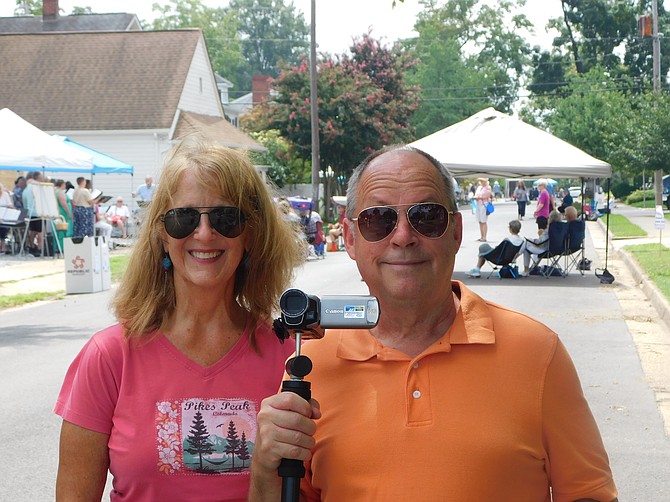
left=249, top=145, right=617, bottom=501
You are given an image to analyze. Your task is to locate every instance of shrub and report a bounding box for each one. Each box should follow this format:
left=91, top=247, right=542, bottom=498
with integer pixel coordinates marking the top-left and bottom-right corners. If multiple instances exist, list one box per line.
left=612, top=181, right=633, bottom=199
left=626, top=189, right=656, bottom=204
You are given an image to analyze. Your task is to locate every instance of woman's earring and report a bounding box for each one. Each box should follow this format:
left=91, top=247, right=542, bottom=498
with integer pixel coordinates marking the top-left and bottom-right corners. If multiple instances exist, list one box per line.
left=162, top=253, right=172, bottom=271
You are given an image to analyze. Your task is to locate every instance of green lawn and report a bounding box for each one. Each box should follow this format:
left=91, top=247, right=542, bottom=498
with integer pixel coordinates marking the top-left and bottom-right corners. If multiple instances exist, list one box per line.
left=629, top=200, right=670, bottom=212
left=0, top=254, right=131, bottom=310
left=624, top=243, right=670, bottom=301
left=0, top=291, right=65, bottom=310
left=606, top=214, right=648, bottom=238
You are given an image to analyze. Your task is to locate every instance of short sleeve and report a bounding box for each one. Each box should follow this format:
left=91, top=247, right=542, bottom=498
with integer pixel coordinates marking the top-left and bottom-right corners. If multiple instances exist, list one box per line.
left=54, top=329, right=123, bottom=434
left=542, top=339, right=617, bottom=501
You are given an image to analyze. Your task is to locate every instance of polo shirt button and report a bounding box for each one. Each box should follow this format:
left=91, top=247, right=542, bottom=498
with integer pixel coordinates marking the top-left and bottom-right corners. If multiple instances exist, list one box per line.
left=412, top=363, right=419, bottom=369
left=412, top=390, right=421, bottom=399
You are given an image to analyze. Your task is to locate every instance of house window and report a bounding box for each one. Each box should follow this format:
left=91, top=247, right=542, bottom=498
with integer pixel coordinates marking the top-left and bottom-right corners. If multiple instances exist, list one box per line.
left=199, top=77, right=203, bottom=93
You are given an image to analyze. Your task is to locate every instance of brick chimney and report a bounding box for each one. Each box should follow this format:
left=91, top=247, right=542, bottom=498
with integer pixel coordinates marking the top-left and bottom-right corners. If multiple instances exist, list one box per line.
left=252, top=75, right=272, bottom=106
left=43, top=0, right=59, bottom=21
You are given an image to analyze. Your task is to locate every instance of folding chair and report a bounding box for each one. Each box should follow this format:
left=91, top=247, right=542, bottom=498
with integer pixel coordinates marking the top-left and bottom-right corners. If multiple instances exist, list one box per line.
left=535, top=222, right=569, bottom=278
left=563, top=219, right=586, bottom=275
left=481, top=240, right=523, bottom=279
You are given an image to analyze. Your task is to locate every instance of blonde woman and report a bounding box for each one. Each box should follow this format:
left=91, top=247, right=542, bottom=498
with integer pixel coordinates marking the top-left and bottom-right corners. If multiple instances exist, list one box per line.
left=55, top=138, right=304, bottom=500
left=473, top=177, right=492, bottom=241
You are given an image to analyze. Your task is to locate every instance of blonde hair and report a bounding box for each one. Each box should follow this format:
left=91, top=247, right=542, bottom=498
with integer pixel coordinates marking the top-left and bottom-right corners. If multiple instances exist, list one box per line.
left=112, top=137, right=304, bottom=345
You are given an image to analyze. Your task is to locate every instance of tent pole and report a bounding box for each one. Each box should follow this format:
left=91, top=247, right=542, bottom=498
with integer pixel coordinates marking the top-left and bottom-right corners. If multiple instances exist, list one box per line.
left=597, top=178, right=615, bottom=284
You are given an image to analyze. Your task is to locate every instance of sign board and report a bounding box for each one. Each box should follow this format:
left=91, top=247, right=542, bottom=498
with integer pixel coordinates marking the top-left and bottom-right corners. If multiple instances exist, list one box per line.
left=655, top=205, right=666, bottom=230
left=33, top=182, right=59, bottom=218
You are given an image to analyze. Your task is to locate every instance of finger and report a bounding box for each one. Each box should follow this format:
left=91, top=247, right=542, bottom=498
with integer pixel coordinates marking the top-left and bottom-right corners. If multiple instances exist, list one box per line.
left=264, top=392, right=314, bottom=415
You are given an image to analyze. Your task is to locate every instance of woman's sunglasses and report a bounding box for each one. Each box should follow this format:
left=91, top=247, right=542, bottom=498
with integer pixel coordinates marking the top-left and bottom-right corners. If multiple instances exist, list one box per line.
left=352, top=202, right=453, bottom=243
left=161, top=206, right=246, bottom=239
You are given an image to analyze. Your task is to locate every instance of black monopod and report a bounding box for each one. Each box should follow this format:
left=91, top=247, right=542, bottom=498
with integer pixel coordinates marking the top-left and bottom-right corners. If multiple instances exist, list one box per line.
left=273, top=289, right=380, bottom=502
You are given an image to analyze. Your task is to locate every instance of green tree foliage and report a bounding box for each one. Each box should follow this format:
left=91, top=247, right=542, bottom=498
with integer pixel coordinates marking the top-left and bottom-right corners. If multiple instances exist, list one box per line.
left=247, top=129, right=309, bottom=186
left=405, top=0, right=532, bottom=137
left=151, top=0, right=246, bottom=91
left=540, top=66, right=670, bottom=182
left=185, top=411, right=214, bottom=471
left=245, top=34, right=420, bottom=187
left=227, top=0, right=309, bottom=90
left=14, top=0, right=40, bottom=15
left=529, top=0, right=670, bottom=94
left=152, top=0, right=308, bottom=95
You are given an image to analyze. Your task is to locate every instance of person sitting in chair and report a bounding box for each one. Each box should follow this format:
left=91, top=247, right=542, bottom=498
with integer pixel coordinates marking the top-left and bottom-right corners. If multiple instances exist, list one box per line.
left=520, top=210, right=566, bottom=276
left=466, top=220, right=525, bottom=278
left=557, top=188, right=573, bottom=214
left=106, top=197, right=131, bottom=238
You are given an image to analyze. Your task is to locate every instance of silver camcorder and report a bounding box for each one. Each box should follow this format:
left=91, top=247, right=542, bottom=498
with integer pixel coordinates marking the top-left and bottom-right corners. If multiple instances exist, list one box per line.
left=274, top=288, right=380, bottom=341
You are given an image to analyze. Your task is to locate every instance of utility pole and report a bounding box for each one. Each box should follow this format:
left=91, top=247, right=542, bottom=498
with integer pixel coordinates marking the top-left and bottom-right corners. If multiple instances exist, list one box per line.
left=309, top=0, right=321, bottom=213
left=652, top=0, right=663, bottom=206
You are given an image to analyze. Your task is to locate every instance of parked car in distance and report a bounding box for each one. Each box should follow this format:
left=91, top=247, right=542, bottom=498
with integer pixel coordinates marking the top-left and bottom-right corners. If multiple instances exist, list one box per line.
left=568, top=186, right=582, bottom=198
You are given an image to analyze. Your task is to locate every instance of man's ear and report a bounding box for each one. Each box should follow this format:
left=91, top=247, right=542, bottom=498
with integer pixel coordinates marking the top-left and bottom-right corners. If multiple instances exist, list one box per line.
left=452, top=212, right=463, bottom=248
left=343, top=218, right=356, bottom=260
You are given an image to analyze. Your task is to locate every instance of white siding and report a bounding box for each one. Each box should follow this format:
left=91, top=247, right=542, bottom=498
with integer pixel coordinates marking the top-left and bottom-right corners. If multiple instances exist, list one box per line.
left=177, top=38, right=224, bottom=117
left=46, top=131, right=173, bottom=213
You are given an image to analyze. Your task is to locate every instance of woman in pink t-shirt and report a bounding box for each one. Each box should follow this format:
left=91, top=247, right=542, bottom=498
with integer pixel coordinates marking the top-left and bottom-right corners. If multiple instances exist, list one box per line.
left=533, top=179, right=551, bottom=235
left=54, top=138, right=304, bottom=501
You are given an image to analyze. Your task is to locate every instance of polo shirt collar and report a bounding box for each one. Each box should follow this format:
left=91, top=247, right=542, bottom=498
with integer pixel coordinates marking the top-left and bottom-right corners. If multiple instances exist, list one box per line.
left=335, top=281, right=495, bottom=362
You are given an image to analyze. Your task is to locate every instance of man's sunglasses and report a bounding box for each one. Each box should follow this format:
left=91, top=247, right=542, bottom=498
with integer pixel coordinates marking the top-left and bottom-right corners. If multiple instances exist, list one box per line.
left=352, top=202, right=453, bottom=243
left=161, top=206, right=246, bottom=239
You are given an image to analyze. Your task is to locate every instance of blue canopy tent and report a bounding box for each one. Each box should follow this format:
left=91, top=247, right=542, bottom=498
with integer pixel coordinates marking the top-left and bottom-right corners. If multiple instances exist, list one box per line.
left=53, top=136, right=133, bottom=175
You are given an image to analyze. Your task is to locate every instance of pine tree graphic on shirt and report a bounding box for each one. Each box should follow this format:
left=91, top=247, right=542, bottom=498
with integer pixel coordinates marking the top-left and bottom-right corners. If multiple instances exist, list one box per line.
left=156, top=398, right=258, bottom=475
left=238, top=431, right=251, bottom=468
left=185, top=411, right=214, bottom=472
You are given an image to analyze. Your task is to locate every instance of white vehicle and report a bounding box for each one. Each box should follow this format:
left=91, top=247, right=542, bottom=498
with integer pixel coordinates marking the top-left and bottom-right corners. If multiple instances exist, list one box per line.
left=568, top=186, right=582, bottom=198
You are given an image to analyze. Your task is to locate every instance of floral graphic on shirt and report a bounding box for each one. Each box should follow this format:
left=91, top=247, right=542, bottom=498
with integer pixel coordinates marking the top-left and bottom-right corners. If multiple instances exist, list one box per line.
left=155, top=398, right=257, bottom=475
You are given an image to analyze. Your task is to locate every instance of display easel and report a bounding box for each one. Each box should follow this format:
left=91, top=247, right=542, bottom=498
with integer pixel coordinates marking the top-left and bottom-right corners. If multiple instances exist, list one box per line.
left=20, top=182, right=62, bottom=258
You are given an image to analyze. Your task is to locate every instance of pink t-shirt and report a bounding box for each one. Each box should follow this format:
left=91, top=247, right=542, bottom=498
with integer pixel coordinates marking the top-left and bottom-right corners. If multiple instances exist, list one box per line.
left=54, top=322, right=293, bottom=501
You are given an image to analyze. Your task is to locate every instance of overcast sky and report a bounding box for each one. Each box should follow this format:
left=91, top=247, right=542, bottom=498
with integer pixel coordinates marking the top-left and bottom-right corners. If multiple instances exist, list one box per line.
left=1, top=0, right=563, bottom=54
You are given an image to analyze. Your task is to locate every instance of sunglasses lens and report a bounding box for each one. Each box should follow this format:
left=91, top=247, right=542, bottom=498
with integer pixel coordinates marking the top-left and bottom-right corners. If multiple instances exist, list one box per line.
left=163, top=208, right=200, bottom=239
left=408, top=203, right=449, bottom=238
left=357, top=207, right=398, bottom=242
left=209, top=207, right=245, bottom=238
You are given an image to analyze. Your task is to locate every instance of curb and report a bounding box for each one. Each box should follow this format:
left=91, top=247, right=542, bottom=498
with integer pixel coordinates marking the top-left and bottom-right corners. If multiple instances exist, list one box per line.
left=598, top=218, right=670, bottom=332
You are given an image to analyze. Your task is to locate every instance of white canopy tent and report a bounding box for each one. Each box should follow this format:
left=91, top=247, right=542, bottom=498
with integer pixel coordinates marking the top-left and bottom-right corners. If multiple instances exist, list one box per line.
left=411, top=107, right=615, bottom=283
left=0, top=108, right=93, bottom=171
left=409, top=107, right=611, bottom=179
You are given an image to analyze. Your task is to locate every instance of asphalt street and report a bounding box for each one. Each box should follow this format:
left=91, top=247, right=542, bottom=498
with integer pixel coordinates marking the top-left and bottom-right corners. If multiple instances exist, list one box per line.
left=0, top=201, right=669, bottom=500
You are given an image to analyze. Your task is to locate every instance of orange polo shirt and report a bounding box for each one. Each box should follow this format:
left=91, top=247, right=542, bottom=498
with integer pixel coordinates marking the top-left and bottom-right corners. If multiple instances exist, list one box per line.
left=299, top=281, right=617, bottom=501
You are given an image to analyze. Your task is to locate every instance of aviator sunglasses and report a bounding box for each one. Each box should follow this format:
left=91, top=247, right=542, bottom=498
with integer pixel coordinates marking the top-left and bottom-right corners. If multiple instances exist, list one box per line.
left=161, top=206, right=246, bottom=239
left=352, top=202, right=453, bottom=242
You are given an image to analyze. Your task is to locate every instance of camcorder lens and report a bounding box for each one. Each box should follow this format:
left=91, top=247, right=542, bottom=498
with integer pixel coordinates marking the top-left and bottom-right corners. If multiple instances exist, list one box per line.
left=282, top=290, right=309, bottom=316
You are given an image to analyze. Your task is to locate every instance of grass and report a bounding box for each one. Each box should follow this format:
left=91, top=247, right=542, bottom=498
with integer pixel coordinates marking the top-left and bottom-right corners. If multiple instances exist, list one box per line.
left=624, top=243, right=670, bottom=301
left=606, top=214, right=648, bottom=238
left=0, top=254, right=131, bottom=310
left=629, top=199, right=670, bottom=212
left=0, top=291, right=65, bottom=309
left=110, top=254, right=131, bottom=282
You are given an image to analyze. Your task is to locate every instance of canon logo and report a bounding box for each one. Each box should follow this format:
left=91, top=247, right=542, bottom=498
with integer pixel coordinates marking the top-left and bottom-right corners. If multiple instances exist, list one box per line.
left=324, top=308, right=344, bottom=314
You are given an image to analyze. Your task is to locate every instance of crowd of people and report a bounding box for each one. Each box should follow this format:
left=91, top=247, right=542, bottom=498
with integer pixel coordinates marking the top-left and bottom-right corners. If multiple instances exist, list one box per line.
left=48, top=138, right=616, bottom=501
left=0, top=171, right=159, bottom=256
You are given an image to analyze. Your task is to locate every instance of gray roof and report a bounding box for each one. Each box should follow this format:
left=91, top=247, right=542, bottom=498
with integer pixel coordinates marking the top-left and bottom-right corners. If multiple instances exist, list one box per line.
left=174, top=111, right=265, bottom=152
left=0, top=13, right=142, bottom=33
left=0, top=30, right=202, bottom=131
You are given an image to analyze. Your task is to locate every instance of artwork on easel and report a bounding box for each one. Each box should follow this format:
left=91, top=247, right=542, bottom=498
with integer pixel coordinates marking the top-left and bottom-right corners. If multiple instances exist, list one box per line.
left=32, top=182, right=60, bottom=219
